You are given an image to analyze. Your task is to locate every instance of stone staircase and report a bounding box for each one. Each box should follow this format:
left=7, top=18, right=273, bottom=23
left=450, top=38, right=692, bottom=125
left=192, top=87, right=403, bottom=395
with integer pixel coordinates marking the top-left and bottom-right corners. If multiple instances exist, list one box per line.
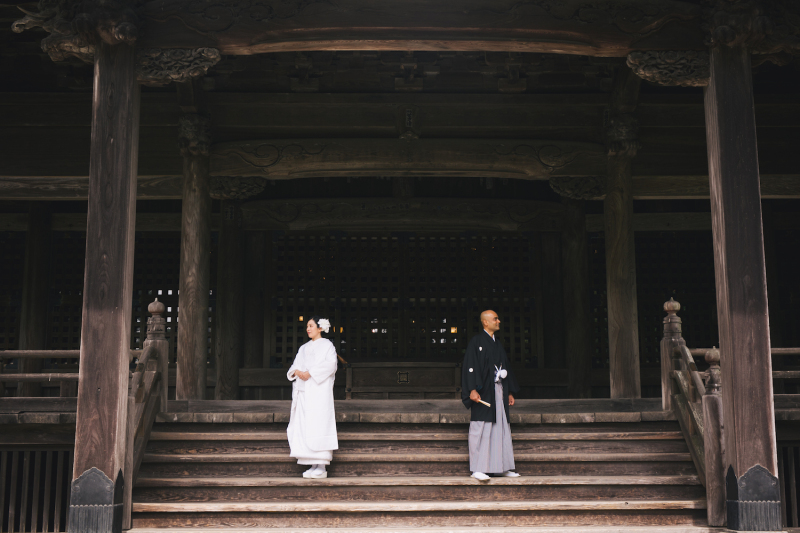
left=130, top=418, right=708, bottom=530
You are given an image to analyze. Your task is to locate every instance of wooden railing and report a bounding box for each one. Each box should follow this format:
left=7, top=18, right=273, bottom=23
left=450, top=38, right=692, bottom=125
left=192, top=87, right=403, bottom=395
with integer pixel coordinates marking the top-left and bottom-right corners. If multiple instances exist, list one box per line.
left=0, top=300, right=169, bottom=531
left=123, top=298, right=169, bottom=529
left=661, top=298, right=800, bottom=528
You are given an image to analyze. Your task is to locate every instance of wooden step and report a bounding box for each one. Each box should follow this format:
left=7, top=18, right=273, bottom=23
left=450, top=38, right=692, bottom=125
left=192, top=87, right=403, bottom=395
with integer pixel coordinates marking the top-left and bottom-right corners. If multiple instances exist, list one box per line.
left=129, top=526, right=726, bottom=533
left=135, top=475, right=702, bottom=487
left=131, top=499, right=708, bottom=528
left=148, top=431, right=685, bottom=441
left=132, top=475, right=705, bottom=503
left=133, top=500, right=708, bottom=512
left=142, top=452, right=693, bottom=463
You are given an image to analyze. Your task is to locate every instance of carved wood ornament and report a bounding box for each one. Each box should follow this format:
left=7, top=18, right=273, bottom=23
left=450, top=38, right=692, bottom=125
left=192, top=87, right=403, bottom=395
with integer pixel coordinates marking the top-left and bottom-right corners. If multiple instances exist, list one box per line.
left=211, top=139, right=607, bottom=180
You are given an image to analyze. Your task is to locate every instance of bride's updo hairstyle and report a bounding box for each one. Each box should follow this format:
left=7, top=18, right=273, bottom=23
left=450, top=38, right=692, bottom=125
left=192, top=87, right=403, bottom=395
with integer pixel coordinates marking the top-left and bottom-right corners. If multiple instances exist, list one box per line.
left=310, top=316, right=331, bottom=334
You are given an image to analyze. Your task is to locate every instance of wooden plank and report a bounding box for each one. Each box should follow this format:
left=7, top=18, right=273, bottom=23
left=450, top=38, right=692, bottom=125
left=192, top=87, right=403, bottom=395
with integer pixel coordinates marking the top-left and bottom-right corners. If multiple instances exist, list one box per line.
left=17, top=203, right=51, bottom=397
left=704, top=43, right=779, bottom=492
left=702, top=391, right=724, bottom=526
left=0, top=452, right=6, bottom=533
left=215, top=200, right=245, bottom=400
left=148, top=430, right=683, bottom=441
left=176, top=114, right=212, bottom=401
left=8, top=451, right=18, bottom=532
left=0, top=373, right=79, bottom=382
left=42, top=451, right=52, bottom=532
left=135, top=474, right=701, bottom=487
left=673, top=394, right=706, bottom=486
left=72, top=40, right=140, bottom=501
left=131, top=499, right=707, bottom=513
left=53, top=451, right=62, bottom=533
left=142, top=452, right=693, bottom=463
left=19, top=451, right=29, bottom=532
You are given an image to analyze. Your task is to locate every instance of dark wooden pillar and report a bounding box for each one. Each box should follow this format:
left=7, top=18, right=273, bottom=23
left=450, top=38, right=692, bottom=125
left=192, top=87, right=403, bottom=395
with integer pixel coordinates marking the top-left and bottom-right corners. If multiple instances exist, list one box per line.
left=604, top=67, right=641, bottom=399
left=242, top=232, right=266, bottom=400
left=17, top=202, right=51, bottom=397
left=704, top=43, right=779, bottom=531
left=69, top=40, right=140, bottom=533
left=215, top=200, right=245, bottom=400
left=176, top=114, right=211, bottom=400
left=562, top=198, right=592, bottom=398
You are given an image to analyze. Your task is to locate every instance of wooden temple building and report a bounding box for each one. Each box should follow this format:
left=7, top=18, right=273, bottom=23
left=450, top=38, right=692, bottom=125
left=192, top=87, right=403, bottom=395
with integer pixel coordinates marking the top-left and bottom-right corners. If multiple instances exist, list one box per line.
left=1, top=0, right=800, bottom=531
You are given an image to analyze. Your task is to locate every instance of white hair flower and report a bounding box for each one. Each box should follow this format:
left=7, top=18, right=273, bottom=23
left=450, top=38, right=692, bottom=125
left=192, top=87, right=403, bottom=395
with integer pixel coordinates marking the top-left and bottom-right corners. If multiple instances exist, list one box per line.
left=317, top=318, right=331, bottom=333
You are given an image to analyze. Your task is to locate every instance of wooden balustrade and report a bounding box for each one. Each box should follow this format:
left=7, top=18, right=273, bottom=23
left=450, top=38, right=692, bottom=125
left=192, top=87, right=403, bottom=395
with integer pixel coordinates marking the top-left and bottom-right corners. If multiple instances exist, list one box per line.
left=123, top=298, right=169, bottom=529
left=660, top=298, right=800, bottom=527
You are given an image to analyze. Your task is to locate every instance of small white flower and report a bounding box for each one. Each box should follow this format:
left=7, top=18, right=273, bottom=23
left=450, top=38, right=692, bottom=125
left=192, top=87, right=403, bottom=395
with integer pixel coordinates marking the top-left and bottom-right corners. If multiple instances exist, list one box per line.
left=469, top=368, right=473, bottom=372
left=317, top=318, right=331, bottom=333
left=479, top=347, right=482, bottom=351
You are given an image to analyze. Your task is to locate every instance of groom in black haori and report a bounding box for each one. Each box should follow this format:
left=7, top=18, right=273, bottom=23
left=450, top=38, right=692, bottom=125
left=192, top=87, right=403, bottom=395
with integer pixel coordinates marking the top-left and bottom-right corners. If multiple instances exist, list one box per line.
left=461, top=310, right=520, bottom=480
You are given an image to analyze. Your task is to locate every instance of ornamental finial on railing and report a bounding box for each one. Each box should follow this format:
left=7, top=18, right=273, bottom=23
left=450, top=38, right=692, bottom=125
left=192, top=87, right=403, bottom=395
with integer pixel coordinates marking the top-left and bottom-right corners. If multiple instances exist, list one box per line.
left=705, top=346, right=721, bottom=394
left=663, top=298, right=682, bottom=336
left=146, top=298, right=166, bottom=342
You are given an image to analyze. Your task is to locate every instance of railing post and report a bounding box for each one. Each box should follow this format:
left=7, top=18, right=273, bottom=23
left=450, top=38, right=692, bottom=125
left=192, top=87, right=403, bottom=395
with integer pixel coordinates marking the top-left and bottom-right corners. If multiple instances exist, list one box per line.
left=661, top=298, right=684, bottom=411
left=145, top=298, right=169, bottom=413
left=703, top=347, right=726, bottom=526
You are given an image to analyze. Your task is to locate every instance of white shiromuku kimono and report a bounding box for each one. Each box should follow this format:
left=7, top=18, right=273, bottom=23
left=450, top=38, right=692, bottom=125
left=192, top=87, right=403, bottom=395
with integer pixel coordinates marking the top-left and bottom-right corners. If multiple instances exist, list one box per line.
left=286, top=338, right=339, bottom=465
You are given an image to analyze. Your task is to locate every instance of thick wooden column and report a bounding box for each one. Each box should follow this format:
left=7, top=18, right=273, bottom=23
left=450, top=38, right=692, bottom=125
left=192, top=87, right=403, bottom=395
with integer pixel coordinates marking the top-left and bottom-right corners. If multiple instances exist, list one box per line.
left=17, top=202, right=51, bottom=397
left=242, top=232, right=266, bottom=400
left=604, top=67, right=641, bottom=399
left=704, top=43, right=779, bottom=531
left=176, top=114, right=211, bottom=400
left=561, top=198, right=592, bottom=398
left=215, top=200, right=245, bottom=400
left=69, top=40, right=140, bottom=533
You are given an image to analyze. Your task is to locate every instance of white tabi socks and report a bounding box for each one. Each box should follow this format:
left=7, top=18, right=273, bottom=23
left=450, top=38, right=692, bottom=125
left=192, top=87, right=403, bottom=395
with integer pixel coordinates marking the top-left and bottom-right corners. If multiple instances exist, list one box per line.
left=303, top=464, right=328, bottom=479
left=471, top=472, right=490, bottom=481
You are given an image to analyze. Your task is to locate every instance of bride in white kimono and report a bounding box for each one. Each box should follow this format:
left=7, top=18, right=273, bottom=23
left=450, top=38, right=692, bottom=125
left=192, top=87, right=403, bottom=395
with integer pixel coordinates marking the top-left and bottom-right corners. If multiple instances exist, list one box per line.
left=286, top=316, right=339, bottom=478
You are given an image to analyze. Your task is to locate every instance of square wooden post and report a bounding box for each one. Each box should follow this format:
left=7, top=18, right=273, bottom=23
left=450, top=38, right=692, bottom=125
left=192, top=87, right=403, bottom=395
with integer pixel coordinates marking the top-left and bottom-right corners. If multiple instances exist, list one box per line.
left=704, top=43, right=779, bottom=531
left=69, top=40, right=140, bottom=533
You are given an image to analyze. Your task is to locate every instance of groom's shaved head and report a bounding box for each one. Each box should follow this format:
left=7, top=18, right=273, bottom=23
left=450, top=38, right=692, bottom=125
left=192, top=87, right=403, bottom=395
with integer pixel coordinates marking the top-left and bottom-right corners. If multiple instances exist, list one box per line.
left=481, top=310, right=501, bottom=333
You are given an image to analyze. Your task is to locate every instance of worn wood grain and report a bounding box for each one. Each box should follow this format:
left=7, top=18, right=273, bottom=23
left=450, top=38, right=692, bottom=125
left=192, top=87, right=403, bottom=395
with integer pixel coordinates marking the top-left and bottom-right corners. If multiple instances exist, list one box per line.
left=176, top=135, right=211, bottom=401
left=72, top=41, right=139, bottom=486
left=605, top=156, right=640, bottom=399
left=215, top=200, right=245, bottom=401
left=704, top=44, right=778, bottom=481
left=242, top=232, right=266, bottom=375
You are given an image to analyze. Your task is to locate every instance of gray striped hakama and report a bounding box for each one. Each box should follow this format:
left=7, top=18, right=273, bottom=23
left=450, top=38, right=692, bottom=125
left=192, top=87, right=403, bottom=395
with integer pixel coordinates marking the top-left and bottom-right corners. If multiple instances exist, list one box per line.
left=468, top=381, right=515, bottom=474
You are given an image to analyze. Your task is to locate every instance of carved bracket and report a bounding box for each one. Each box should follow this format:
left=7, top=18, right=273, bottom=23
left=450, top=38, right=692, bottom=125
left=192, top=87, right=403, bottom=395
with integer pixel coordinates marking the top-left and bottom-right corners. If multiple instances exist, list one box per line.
left=705, top=0, right=799, bottom=57
left=605, top=113, right=640, bottom=157
left=549, top=176, right=607, bottom=200
left=626, top=50, right=710, bottom=87
left=210, top=176, right=268, bottom=200
left=137, top=48, right=221, bottom=85
left=178, top=115, right=212, bottom=157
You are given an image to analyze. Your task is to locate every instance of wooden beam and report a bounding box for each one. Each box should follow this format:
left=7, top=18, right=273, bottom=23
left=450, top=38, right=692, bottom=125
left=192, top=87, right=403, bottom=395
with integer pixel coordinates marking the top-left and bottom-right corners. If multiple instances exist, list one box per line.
left=562, top=199, right=592, bottom=398
left=214, top=200, right=245, bottom=401
left=242, top=198, right=566, bottom=232
left=176, top=114, right=212, bottom=401
left=69, top=40, right=139, bottom=532
left=17, top=203, right=51, bottom=397
left=136, top=0, right=703, bottom=56
left=704, top=44, right=779, bottom=531
left=211, top=138, right=606, bottom=180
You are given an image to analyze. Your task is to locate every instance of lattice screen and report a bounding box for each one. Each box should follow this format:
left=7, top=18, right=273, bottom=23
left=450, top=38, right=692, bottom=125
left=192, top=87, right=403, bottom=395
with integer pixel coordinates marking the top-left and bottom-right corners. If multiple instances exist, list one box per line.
left=46, top=231, right=218, bottom=365
left=270, top=233, right=541, bottom=370
left=0, top=233, right=25, bottom=352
